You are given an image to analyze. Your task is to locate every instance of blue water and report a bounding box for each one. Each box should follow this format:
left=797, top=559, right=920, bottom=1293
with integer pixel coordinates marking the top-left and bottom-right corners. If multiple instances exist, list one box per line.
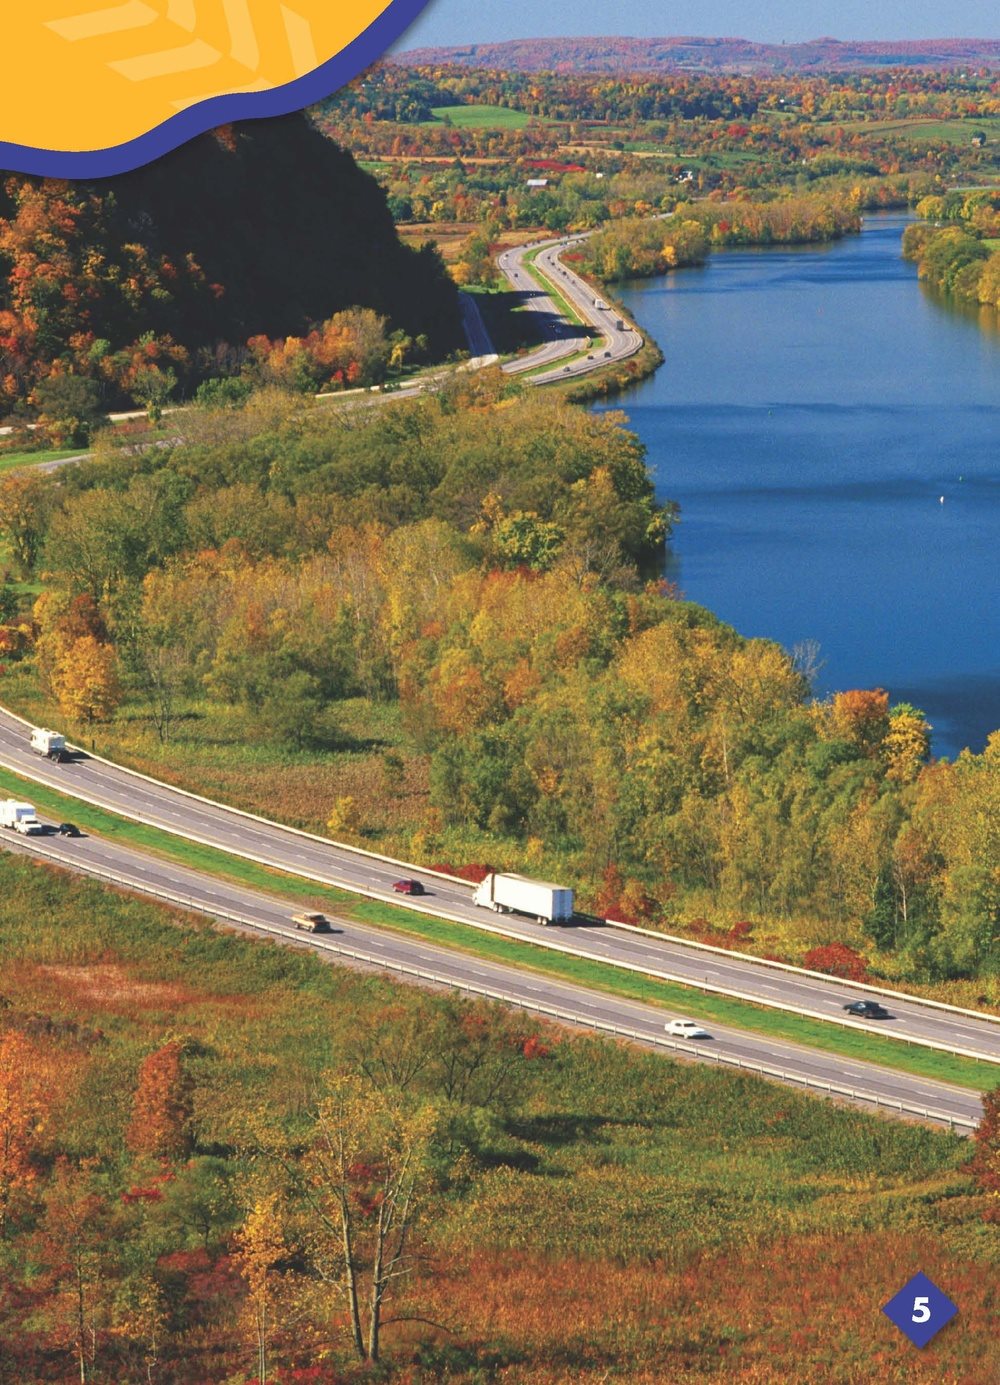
left=598, top=213, right=1000, bottom=757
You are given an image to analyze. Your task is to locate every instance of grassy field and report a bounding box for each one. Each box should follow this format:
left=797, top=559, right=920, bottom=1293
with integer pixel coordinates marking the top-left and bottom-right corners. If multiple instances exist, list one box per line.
left=1, top=759, right=997, bottom=1095
left=0, top=848, right=995, bottom=1382
left=0, top=447, right=82, bottom=474
left=830, top=115, right=1000, bottom=145
left=427, top=103, right=534, bottom=129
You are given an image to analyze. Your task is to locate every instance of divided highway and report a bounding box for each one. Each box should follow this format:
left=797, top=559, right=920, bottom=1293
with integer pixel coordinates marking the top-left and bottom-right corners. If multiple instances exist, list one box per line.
left=0, top=706, right=998, bottom=1070
left=0, top=814, right=982, bottom=1131
left=497, top=235, right=644, bottom=383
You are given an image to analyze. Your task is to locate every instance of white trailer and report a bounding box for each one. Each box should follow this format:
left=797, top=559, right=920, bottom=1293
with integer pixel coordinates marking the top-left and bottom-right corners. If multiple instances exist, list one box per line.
left=473, top=872, right=574, bottom=925
left=30, top=727, right=66, bottom=757
left=0, top=800, right=44, bottom=835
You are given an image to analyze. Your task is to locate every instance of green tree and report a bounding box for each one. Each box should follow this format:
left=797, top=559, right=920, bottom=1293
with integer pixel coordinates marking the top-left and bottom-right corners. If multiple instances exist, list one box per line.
left=32, top=374, right=105, bottom=447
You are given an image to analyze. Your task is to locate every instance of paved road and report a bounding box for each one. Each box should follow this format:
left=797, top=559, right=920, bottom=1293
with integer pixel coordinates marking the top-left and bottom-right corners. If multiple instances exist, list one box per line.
left=0, top=818, right=981, bottom=1130
left=496, top=236, right=644, bottom=382
left=0, top=707, right=998, bottom=1068
left=458, top=292, right=499, bottom=368
left=4, top=234, right=641, bottom=484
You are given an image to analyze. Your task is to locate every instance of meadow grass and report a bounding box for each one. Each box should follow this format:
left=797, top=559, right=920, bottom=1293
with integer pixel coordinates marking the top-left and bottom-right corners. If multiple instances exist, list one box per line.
left=426, top=104, right=534, bottom=129
left=0, top=447, right=83, bottom=473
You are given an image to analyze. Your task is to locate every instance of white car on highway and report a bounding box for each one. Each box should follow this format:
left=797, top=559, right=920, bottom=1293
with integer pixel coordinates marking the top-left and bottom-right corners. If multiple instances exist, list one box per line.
left=665, top=1019, right=712, bottom=1039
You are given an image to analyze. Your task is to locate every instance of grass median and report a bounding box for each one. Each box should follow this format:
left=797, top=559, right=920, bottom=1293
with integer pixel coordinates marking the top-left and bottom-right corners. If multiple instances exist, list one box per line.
left=521, top=247, right=590, bottom=329
left=0, top=763, right=996, bottom=1096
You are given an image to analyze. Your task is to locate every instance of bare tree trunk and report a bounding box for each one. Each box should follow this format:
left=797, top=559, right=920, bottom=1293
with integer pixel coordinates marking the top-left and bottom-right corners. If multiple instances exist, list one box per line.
left=367, top=1204, right=387, bottom=1363
left=76, top=1264, right=87, bottom=1385
left=339, top=1190, right=365, bottom=1361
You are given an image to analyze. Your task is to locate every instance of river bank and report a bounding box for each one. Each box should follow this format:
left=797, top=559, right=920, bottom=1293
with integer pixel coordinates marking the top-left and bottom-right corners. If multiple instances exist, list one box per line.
left=596, top=211, right=1000, bottom=758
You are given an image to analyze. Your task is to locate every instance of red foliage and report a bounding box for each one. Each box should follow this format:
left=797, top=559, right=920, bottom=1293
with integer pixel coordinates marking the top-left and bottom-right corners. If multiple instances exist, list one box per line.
left=121, top=1185, right=164, bottom=1204
left=431, top=862, right=494, bottom=883
left=595, top=866, right=659, bottom=925
left=965, top=1086, right=1000, bottom=1198
left=729, top=920, right=753, bottom=942
left=802, top=942, right=870, bottom=983
left=521, top=1034, right=551, bottom=1060
left=524, top=159, right=586, bottom=172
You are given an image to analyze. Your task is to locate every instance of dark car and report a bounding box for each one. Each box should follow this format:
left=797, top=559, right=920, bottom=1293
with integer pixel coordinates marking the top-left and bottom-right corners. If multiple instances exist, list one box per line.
left=56, top=822, right=81, bottom=837
left=843, top=1000, right=890, bottom=1019
left=392, top=879, right=425, bottom=896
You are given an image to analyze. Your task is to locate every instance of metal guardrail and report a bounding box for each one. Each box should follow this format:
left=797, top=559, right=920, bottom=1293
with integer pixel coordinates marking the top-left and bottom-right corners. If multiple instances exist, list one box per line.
left=4, top=835, right=979, bottom=1134
left=4, top=706, right=996, bottom=1062
left=606, top=916, right=1000, bottom=1027
left=2, top=750, right=995, bottom=1071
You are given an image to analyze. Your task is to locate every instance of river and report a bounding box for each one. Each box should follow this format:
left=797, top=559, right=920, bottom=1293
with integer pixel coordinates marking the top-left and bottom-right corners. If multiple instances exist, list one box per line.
left=598, top=211, right=1000, bottom=758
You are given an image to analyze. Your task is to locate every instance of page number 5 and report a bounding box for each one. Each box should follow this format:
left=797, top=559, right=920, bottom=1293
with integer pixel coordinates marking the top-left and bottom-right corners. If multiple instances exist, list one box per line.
left=912, top=1296, right=931, bottom=1323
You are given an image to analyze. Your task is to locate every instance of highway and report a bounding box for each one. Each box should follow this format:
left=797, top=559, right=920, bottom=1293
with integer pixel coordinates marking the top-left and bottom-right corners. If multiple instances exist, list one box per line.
left=4, top=234, right=642, bottom=487
left=0, top=706, right=998, bottom=1070
left=0, top=815, right=983, bottom=1131
left=496, top=236, right=645, bottom=383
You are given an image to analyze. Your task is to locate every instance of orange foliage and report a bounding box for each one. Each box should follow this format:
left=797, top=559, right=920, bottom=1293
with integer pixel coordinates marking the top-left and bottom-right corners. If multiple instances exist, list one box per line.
left=0, top=1030, right=51, bottom=1230
left=414, top=1241, right=996, bottom=1381
left=831, top=687, right=890, bottom=755
left=126, top=1041, right=195, bottom=1161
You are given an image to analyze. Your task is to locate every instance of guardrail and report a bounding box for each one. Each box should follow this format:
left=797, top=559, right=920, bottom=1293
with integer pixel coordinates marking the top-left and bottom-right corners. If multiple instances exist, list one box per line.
left=0, top=702, right=472, bottom=887
left=2, top=834, right=979, bottom=1134
left=606, top=916, right=1000, bottom=1027
left=1, top=750, right=996, bottom=1072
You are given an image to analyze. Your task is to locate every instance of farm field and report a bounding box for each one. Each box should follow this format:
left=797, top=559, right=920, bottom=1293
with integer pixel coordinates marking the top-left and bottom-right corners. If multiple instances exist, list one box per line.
left=427, top=102, right=535, bottom=128
left=829, top=115, right=1000, bottom=144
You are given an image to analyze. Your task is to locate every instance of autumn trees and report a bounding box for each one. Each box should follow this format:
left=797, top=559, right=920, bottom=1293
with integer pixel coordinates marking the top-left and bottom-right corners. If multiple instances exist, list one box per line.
left=0, top=381, right=994, bottom=977
left=0, top=118, right=461, bottom=421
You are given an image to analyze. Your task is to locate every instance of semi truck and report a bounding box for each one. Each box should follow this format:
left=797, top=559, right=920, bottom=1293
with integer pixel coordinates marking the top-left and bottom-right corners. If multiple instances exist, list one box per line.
left=30, top=727, right=66, bottom=759
left=0, top=800, right=44, bottom=835
left=473, top=872, right=574, bottom=925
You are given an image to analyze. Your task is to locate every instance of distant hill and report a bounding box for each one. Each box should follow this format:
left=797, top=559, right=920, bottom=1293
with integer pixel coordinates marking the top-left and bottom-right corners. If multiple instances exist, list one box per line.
left=393, top=35, right=1000, bottom=74
left=0, top=115, right=461, bottom=411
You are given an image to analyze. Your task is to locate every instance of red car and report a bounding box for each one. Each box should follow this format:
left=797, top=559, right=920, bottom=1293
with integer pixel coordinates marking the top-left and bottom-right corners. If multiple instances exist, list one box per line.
left=392, top=879, right=425, bottom=896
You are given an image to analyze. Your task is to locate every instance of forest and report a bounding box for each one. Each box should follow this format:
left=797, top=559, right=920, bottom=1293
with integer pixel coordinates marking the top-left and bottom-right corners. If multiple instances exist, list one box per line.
left=902, top=187, right=1000, bottom=311
left=0, top=378, right=996, bottom=989
left=316, top=62, right=1000, bottom=206
left=0, top=851, right=997, bottom=1382
left=0, top=117, right=461, bottom=421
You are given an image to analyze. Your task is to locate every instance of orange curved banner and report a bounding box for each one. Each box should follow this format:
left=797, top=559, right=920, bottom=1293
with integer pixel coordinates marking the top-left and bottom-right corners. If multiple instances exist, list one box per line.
left=0, top=1, right=430, bottom=175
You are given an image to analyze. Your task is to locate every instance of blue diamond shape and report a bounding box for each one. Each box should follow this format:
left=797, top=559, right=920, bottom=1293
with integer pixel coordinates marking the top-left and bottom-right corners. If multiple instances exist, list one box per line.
left=882, top=1271, right=958, bottom=1348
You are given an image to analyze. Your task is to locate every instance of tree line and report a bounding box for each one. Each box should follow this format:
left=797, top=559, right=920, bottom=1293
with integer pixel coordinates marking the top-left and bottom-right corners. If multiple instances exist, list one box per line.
left=0, top=378, right=995, bottom=980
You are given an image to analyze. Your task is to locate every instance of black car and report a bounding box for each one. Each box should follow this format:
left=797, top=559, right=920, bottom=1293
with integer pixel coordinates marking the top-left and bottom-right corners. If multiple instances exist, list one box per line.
left=56, top=822, right=81, bottom=837
left=843, top=1000, right=890, bottom=1019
